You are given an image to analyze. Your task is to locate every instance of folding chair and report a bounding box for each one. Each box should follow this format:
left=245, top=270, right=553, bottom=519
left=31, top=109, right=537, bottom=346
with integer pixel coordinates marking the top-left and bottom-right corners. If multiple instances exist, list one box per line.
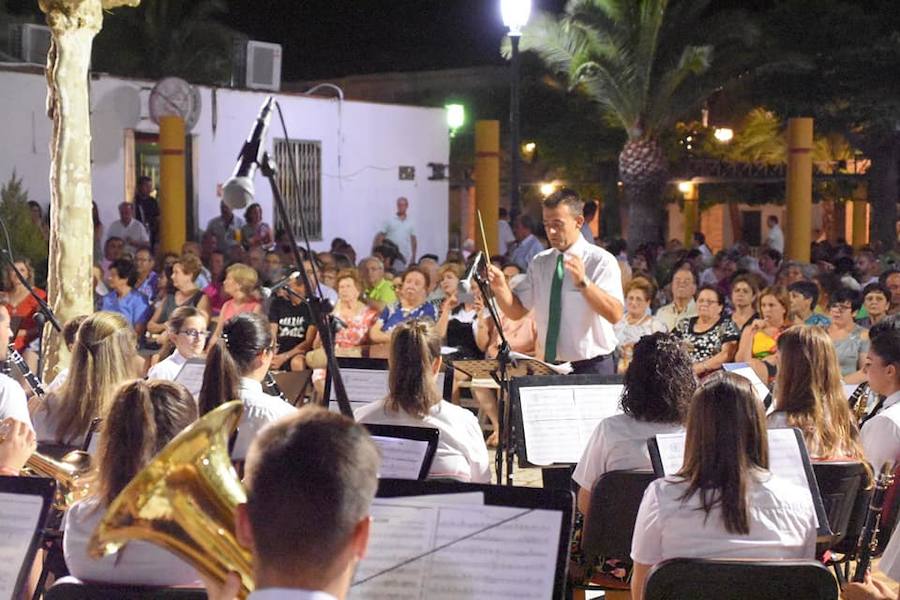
left=643, top=557, right=838, bottom=600
left=812, top=461, right=870, bottom=554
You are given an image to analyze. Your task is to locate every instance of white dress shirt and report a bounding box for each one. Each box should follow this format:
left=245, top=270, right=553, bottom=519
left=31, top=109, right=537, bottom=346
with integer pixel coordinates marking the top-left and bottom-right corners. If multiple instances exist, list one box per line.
left=232, top=377, right=297, bottom=461
left=249, top=589, right=337, bottom=600
left=513, top=234, right=623, bottom=361
left=147, top=350, right=203, bottom=398
left=380, top=214, right=416, bottom=266
left=106, top=218, right=149, bottom=254
left=766, top=224, right=785, bottom=253
left=498, top=219, right=516, bottom=256
left=631, top=471, right=817, bottom=566
left=877, top=520, right=900, bottom=581
left=355, top=397, right=491, bottom=483
left=861, top=390, right=900, bottom=472
left=573, top=414, right=683, bottom=492
left=0, top=372, right=31, bottom=428
left=655, top=299, right=698, bottom=333
left=45, top=367, right=69, bottom=395
left=63, top=497, right=200, bottom=586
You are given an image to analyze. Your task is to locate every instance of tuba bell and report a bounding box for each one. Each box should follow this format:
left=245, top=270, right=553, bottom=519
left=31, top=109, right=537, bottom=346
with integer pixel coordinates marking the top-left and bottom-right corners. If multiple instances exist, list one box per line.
left=88, top=400, right=254, bottom=598
left=24, top=449, right=95, bottom=510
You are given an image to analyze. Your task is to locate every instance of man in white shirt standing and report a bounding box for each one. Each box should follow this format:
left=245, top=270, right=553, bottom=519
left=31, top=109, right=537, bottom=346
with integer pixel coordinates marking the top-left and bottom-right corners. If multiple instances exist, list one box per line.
left=765, top=214, right=785, bottom=253
left=488, top=188, right=624, bottom=375
left=203, top=407, right=379, bottom=600
left=105, top=202, right=150, bottom=255
left=374, top=197, right=417, bottom=267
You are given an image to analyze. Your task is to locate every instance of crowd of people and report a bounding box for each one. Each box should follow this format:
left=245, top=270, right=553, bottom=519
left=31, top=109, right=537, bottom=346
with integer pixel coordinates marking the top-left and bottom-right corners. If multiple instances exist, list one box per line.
left=0, top=180, right=898, bottom=599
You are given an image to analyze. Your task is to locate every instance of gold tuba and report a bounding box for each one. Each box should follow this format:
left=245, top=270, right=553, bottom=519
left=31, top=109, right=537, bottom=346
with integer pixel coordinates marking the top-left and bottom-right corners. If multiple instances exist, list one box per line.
left=24, top=450, right=94, bottom=510
left=88, top=401, right=254, bottom=598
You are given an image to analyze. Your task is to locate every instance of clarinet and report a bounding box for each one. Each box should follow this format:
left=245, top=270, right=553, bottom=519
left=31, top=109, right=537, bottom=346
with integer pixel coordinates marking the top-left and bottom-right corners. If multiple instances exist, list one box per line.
left=264, top=371, right=289, bottom=404
left=849, top=382, right=871, bottom=424
left=853, top=462, right=896, bottom=582
left=7, top=343, right=46, bottom=399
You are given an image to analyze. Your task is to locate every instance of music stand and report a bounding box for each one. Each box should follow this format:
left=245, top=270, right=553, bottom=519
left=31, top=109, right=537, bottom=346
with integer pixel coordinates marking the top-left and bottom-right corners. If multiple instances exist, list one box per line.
left=327, top=357, right=452, bottom=412
left=364, top=424, right=439, bottom=480
left=271, top=369, right=312, bottom=407
left=0, top=475, right=57, bottom=599
left=372, top=479, right=574, bottom=599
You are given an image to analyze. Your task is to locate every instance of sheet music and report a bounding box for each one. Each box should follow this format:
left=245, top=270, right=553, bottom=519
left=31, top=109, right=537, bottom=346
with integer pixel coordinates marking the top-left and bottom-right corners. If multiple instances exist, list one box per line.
left=519, top=385, right=623, bottom=465
left=723, top=363, right=771, bottom=406
left=654, top=432, right=687, bottom=476
left=174, top=360, right=206, bottom=398
left=0, top=492, right=44, bottom=597
left=330, top=369, right=445, bottom=404
left=353, top=501, right=562, bottom=600
left=509, top=351, right=572, bottom=375
left=371, top=436, right=431, bottom=480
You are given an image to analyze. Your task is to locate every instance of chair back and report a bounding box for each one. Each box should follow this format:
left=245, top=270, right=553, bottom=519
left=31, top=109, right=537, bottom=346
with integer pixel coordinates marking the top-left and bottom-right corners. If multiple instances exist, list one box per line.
left=643, top=558, right=838, bottom=600
left=812, top=461, right=869, bottom=550
left=44, top=576, right=207, bottom=599
left=581, top=470, right=657, bottom=561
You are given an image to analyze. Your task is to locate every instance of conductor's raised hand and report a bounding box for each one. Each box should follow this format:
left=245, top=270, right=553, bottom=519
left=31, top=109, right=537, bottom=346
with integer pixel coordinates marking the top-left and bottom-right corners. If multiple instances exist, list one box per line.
left=486, top=264, right=508, bottom=292
left=563, top=254, right=587, bottom=286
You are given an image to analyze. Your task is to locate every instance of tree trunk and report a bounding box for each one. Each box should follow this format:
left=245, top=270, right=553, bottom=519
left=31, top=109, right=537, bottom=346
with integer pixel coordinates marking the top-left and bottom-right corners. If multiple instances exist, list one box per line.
left=619, top=137, right=668, bottom=250
left=867, top=135, right=899, bottom=253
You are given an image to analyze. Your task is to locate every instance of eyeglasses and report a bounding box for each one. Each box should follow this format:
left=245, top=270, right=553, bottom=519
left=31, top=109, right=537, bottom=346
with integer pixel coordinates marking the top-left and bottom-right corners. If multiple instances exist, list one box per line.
left=829, top=303, right=853, bottom=312
left=696, top=299, right=720, bottom=305
left=178, top=329, right=208, bottom=340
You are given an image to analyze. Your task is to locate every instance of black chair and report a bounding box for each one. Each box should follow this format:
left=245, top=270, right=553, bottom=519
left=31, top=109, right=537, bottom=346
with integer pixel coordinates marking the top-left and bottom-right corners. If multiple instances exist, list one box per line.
left=643, top=558, right=839, bottom=600
left=44, top=577, right=207, bottom=600
left=812, top=461, right=869, bottom=553
left=572, top=470, right=657, bottom=597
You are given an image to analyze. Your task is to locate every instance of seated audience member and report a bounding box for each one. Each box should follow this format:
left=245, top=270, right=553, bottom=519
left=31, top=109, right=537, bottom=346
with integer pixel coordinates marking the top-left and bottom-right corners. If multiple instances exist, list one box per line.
left=147, top=306, right=208, bottom=396
left=303, top=257, right=338, bottom=305
left=206, top=200, right=244, bottom=253
left=202, top=250, right=227, bottom=317
left=45, top=315, right=88, bottom=394
left=1, top=259, right=47, bottom=352
left=860, top=319, right=900, bottom=471
left=208, top=263, right=263, bottom=349
left=775, top=260, right=806, bottom=288
left=262, top=251, right=284, bottom=287
left=181, top=241, right=212, bottom=289
left=0, top=306, right=30, bottom=426
left=630, top=372, right=817, bottom=600
left=199, top=313, right=296, bottom=461
left=673, top=285, right=740, bottom=377
left=133, top=247, right=158, bottom=301
left=102, top=258, right=152, bottom=336
left=827, top=287, right=869, bottom=384
left=240, top=202, right=273, bottom=250
left=31, top=312, right=141, bottom=446
left=0, top=417, right=35, bottom=475
left=368, top=267, right=437, bottom=344
left=355, top=321, right=490, bottom=483
left=882, top=268, right=900, bottom=314
left=788, top=280, right=831, bottom=327
left=105, top=201, right=149, bottom=255
left=418, top=256, right=442, bottom=304
left=655, top=264, right=698, bottom=332
left=735, top=286, right=790, bottom=384
left=436, top=264, right=489, bottom=360
left=729, top=273, right=759, bottom=331
left=768, top=326, right=868, bottom=461
left=203, top=407, right=379, bottom=600
left=855, top=247, right=881, bottom=287
left=268, top=276, right=317, bottom=371
left=857, top=282, right=892, bottom=328
left=614, top=276, right=665, bottom=371
left=574, top=333, right=695, bottom=518
left=308, top=269, right=376, bottom=367
left=359, top=256, right=397, bottom=312
left=699, top=251, right=737, bottom=295
left=756, top=248, right=781, bottom=286
left=63, top=380, right=199, bottom=586
left=99, top=236, right=124, bottom=275
left=509, top=214, right=545, bottom=272
left=146, top=254, right=210, bottom=339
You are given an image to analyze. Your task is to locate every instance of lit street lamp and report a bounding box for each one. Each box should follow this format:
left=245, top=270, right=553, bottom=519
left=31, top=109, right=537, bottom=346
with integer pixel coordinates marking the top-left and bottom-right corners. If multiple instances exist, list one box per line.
left=501, top=0, right=531, bottom=214
left=445, top=103, right=465, bottom=137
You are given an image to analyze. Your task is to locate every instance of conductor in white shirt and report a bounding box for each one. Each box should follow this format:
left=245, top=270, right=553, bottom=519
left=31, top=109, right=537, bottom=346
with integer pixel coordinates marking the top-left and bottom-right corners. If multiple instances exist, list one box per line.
left=203, top=407, right=380, bottom=600
left=488, top=188, right=624, bottom=375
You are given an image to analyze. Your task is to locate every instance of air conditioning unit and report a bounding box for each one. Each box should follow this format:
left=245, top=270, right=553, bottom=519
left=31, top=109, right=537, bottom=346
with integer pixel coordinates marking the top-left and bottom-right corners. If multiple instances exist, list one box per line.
left=232, top=39, right=282, bottom=92
left=8, top=23, right=51, bottom=65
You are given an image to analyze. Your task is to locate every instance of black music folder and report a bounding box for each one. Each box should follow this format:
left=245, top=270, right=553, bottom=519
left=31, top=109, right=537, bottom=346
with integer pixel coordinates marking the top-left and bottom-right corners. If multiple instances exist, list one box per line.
left=0, top=475, right=57, bottom=598
left=364, top=424, right=439, bottom=480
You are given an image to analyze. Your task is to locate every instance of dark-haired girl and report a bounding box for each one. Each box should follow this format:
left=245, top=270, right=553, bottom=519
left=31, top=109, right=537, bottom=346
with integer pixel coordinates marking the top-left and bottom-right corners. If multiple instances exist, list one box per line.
left=198, top=312, right=295, bottom=460
left=354, top=320, right=489, bottom=483
left=63, top=380, right=199, bottom=585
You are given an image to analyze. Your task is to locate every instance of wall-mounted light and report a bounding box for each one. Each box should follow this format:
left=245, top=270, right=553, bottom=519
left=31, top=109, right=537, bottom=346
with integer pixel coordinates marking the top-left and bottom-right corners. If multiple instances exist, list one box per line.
left=445, top=103, right=465, bottom=137
left=714, top=127, right=734, bottom=143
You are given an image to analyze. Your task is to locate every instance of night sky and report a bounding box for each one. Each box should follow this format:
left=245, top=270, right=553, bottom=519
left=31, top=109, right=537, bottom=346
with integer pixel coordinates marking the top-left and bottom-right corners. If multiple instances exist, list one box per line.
left=224, top=0, right=566, bottom=81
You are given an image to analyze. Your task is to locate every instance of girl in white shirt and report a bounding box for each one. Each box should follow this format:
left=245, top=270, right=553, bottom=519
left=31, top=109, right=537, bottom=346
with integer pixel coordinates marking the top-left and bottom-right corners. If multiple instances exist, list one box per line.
left=354, top=320, right=490, bottom=483
left=630, top=372, right=817, bottom=600
left=64, top=379, right=200, bottom=586
left=198, top=312, right=296, bottom=461
left=146, top=306, right=208, bottom=397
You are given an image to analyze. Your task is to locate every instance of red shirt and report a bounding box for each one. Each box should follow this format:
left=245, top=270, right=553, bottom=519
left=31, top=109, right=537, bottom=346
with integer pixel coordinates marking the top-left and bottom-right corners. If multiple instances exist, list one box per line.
left=7, top=287, right=47, bottom=351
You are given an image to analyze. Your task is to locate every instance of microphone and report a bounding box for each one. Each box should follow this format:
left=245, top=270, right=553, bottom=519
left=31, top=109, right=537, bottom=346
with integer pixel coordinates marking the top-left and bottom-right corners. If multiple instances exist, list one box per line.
left=260, top=271, right=301, bottom=299
left=456, top=251, right=484, bottom=303
left=223, top=95, right=275, bottom=209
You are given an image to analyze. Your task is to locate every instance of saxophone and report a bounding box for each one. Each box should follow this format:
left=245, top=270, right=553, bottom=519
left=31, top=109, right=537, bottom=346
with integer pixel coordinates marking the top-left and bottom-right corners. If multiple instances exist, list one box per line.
left=853, top=462, right=896, bottom=582
left=849, top=382, right=871, bottom=425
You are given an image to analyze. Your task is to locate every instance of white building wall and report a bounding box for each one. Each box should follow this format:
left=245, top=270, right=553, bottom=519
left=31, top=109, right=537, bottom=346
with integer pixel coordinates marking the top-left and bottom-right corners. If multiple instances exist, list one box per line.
left=0, top=68, right=449, bottom=260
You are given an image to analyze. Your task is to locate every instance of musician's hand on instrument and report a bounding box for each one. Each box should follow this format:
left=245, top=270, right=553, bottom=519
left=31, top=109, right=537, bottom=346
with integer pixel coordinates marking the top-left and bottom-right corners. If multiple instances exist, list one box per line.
left=201, top=571, right=242, bottom=600
left=842, top=573, right=895, bottom=600
left=0, top=418, right=36, bottom=473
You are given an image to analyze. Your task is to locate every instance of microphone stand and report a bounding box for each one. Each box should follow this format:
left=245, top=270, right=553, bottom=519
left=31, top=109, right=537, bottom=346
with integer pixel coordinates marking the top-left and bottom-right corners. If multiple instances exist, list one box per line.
left=472, top=270, right=515, bottom=486
left=257, top=151, right=354, bottom=418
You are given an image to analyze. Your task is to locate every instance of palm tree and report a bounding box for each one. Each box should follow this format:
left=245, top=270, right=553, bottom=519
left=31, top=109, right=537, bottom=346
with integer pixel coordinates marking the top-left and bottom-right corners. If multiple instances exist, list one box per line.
left=515, top=0, right=758, bottom=248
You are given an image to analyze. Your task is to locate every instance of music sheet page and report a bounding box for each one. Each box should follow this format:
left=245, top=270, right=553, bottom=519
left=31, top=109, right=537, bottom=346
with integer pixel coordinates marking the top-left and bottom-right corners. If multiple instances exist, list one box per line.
left=371, top=436, right=431, bottom=480
left=330, top=370, right=445, bottom=404
left=0, top=492, right=44, bottom=597
left=654, top=433, right=687, bottom=476
left=174, top=361, right=206, bottom=398
left=353, top=499, right=561, bottom=600
left=723, top=363, right=771, bottom=407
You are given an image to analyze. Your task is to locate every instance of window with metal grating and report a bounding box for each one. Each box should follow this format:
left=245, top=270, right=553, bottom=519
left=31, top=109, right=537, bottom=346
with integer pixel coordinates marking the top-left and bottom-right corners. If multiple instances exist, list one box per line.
left=272, top=138, right=322, bottom=241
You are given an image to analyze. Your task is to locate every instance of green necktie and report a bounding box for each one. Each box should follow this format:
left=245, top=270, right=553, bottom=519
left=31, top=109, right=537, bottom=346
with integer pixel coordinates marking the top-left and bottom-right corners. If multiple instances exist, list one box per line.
left=544, top=253, right=565, bottom=362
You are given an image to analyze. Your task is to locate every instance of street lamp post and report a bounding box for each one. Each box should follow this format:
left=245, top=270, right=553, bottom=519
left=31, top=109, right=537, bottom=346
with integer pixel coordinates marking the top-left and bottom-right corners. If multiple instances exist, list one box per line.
left=502, top=0, right=531, bottom=215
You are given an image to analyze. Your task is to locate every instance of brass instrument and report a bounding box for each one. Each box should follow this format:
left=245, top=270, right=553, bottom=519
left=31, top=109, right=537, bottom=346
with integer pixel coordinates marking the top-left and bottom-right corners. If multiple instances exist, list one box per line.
left=849, top=382, right=871, bottom=424
left=24, top=450, right=94, bottom=510
left=853, top=461, right=896, bottom=582
left=88, top=400, right=254, bottom=598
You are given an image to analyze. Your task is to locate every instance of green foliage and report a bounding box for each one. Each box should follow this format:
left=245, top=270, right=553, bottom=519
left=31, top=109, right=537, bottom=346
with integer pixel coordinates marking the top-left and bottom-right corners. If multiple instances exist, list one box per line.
left=0, top=172, right=48, bottom=285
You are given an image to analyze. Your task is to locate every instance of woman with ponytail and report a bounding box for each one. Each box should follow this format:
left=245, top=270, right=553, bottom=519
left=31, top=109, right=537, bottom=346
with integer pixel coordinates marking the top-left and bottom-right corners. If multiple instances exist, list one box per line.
left=63, top=379, right=199, bottom=585
left=198, top=312, right=295, bottom=461
left=31, top=311, right=142, bottom=447
left=354, top=320, right=490, bottom=482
